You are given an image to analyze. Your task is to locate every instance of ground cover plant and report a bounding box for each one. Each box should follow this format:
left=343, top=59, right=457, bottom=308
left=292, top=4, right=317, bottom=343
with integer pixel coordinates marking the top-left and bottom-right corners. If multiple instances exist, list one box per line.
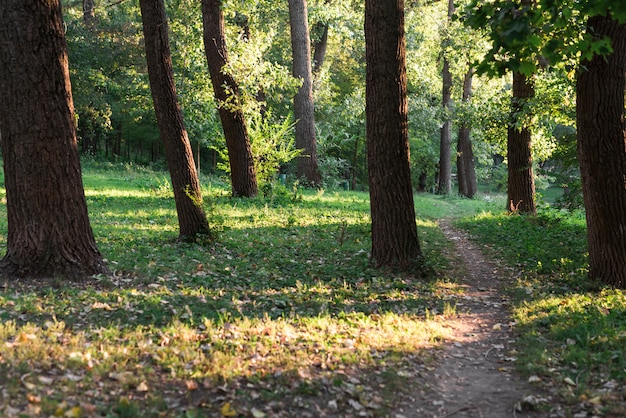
left=456, top=207, right=626, bottom=416
left=0, top=162, right=464, bottom=417
left=0, top=162, right=624, bottom=416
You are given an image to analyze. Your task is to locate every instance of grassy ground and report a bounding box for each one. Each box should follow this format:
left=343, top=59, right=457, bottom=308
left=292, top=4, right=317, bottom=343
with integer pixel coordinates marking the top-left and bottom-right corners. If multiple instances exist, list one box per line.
left=0, top=162, right=460, bottom=417
left=0, top=161, right=624, bottom=417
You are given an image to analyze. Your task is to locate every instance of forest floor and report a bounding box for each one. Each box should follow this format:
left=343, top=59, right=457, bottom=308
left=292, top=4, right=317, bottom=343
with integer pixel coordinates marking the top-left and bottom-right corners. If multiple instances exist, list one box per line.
left=393, top=219, right=552, bottom=418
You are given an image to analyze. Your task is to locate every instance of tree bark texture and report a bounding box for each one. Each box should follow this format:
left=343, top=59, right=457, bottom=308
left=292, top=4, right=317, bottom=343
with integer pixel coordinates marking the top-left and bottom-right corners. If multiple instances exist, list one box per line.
left=288, top=0, right=322, bottom=186
left=365, top=0, right=421, bottom=268
left=577, top=15, right=626, bottom=287
left=437, top=0, right=455, bottom=195
left=139, top=0, right=211, bottom=240
left=0, top=0, right=109, bottom=279
left=457, top=67, right=477, bottom=198
left=201, top=0, right=258, bottom=197
left=438, top=58, right=453, bottom=194
left=507, top=71, right=536, bottom=214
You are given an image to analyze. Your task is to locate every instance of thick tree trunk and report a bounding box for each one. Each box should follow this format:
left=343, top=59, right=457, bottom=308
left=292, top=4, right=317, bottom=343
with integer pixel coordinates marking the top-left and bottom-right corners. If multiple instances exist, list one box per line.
left=437, top=0, right=455, bottom=195
left=507, top=71, right=536, bottom=214
left=577, top=15, right=626, bottom=287
left=139, top=0, right=211, bottom=241
left=365, top=0, right=421, bottom=268
left=201, top=0, right=258, bottom=197
left=288, top=0, right=322, bottom=186
left=0, top=0, right=108, bottom=280
left=457, top=67, right=477, bottom=198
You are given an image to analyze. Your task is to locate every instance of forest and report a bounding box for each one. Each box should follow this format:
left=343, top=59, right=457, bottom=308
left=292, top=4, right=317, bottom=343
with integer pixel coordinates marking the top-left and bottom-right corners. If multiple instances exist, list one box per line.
left=0, top=0, right=624, bottom=416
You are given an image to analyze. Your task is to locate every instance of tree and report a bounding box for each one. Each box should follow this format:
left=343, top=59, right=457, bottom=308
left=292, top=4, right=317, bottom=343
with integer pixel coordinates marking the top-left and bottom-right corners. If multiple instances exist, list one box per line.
left=462, top=0, right=626, bottom=285
left=83, top=0, right=95, bottom=25
left=202, top=0, right=258, bottom=197
left=437, top=0, right=455, bottom=195
left=576, top=14, right=626, bottom=286
left=139, top=0, right=211, bottom=240
left=456, top=67, right=477, bottom=198
left=366, top=0, right=422, bottom=267
left=288, top=0, right=322, bottom=186
left=0, top=0, right=109, bottom=280
left=507, top=71, right=536, bottom=214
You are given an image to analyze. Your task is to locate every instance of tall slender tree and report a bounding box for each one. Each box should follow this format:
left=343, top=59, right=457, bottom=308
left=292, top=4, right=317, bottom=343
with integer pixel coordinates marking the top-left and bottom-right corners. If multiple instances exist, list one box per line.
left=139, top=0, right=211, bottom=241
left=288, top=0, right=322, bottom=186
left=365, top=0, right=421, bottom=267
left=437, top=0, right=455, bottom=195
left=576, top=14, right=626, bottom=287
left=202, top=0, right=258, bottom=197
left=0, top=0, right=109, bottom=280
left=457, top=67, right=477, bottom=198
left=507, top=71, right=536, bottom=214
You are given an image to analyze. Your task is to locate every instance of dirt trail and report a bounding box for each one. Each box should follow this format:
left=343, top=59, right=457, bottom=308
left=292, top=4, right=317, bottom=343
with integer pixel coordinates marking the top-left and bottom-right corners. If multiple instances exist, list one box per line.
left=396, top=220, right=545, bottom=418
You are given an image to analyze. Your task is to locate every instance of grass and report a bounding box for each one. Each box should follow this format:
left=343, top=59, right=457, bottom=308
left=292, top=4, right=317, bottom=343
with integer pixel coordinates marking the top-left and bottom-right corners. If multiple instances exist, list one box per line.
left=0, top=162, right=461, bottom=417
left=0, top=161, right=624, bottom=416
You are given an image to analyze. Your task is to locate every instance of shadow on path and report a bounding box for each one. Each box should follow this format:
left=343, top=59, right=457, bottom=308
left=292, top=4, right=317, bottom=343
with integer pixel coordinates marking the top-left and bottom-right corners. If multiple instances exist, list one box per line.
left=396, top=219, right=545, bottom=417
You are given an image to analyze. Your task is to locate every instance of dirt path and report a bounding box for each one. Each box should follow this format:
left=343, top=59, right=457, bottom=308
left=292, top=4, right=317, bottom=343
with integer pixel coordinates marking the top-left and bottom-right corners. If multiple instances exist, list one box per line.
left=396, top=220, right=545, bottom=417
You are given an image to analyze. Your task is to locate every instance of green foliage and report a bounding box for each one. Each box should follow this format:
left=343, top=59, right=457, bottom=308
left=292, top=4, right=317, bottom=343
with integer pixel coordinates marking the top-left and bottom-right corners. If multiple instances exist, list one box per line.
left=248, top=112, right=302, bottom=185
left=461, top=0, right=626, bottom=76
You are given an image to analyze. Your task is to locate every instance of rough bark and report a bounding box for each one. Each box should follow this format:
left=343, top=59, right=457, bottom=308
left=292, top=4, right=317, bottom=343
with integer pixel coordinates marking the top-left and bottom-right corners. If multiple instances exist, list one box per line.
left=139, top=0, right=211, bottom=241
left=577, top=15, right=626, bottom=287
left=288, top=0, right=322, bottom=186
left=507, top=71, right=536, bottom=214
left=201, top=0, right=258, bottom=197
left=457, top=67, right=477, bottom=198
left=0, top=0, right=109, bottom=280
left=365, top=0, right=421, bottom=268
left=437, top=0, right=455, bottom=195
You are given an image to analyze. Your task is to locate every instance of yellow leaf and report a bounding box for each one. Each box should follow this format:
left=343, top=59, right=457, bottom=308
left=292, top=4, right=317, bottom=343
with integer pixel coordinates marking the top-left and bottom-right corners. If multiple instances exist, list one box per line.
left=136, top=381, right=149, bottom=392
left=251, top=408, right=266, bottom=418
left=221, top=402, right=237, bottom=417
left=64, top=406, right=83, bottom=418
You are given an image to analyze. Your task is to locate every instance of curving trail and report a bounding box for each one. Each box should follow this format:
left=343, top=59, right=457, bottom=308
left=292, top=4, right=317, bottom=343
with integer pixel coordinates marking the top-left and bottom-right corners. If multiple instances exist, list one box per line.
left=396, top=220, right=545, bottom=418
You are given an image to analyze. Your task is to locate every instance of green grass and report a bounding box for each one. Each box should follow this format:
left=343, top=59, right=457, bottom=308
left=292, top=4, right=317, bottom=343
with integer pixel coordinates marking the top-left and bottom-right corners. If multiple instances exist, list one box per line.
left=0, top=161, right=624, bottom=416
left=0, top=162, right=461, bottom=417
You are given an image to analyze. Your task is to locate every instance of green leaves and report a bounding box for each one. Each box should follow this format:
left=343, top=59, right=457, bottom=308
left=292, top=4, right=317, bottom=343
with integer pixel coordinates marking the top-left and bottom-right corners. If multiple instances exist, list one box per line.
left=461, top=0, right=623, bottom=75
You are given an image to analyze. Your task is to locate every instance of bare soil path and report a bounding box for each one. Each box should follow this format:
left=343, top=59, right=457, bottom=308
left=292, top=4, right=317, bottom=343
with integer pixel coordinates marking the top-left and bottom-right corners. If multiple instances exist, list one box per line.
left=395, top=220, right=546, bottom=417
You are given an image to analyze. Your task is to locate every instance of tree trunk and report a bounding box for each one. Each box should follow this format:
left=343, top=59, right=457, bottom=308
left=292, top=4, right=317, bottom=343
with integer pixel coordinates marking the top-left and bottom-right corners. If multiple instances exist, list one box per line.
left=139, top=0, right=211, bottom=241
left=0, top=0, right=109, bottom=280
left=507, top=71, right=536, bottom=214
left=201, top=0, right=258, bottom=197
left=83, top=0, right=95, bottom=25
left=312, top=21, right=329, bottom=80
left=365, top=0, right=421, bottom=268
left=437, top=0, right=455, bottom=195
left=288, top=0, right=322, bottom=186
left=457, top=67, right=477, bottom=198
left=577, top=15, right=626, bottom=287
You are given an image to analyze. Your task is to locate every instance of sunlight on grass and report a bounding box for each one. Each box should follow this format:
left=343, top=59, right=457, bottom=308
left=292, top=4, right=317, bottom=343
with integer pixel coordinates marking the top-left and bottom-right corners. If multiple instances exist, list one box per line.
left=0, top=164, right=467, bottom=417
